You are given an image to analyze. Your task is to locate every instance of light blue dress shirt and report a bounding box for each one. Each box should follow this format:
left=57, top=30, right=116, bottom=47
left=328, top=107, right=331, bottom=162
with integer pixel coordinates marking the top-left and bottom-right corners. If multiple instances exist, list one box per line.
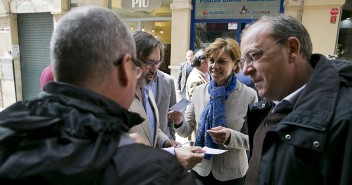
left=140, top=86, right=156, bottom=143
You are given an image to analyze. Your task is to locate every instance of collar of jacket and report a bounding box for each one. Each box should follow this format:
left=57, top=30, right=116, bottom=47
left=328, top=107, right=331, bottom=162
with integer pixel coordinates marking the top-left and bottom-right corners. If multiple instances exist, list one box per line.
left=0, top=82, right=144, bottom=137
left=44, top=82, right=144, bottom=129
left=271, top=54, right=350, bottom=152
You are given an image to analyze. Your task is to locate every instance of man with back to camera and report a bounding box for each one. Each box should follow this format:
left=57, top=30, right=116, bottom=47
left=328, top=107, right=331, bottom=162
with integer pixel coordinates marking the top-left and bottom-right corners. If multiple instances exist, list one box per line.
left=240, top=14, right=352, bottom=185
left=0, top=6, right=199, bottom=185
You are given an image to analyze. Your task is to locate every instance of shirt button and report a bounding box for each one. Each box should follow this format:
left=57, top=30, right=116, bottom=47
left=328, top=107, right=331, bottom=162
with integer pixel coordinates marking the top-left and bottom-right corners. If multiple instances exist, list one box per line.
left=313, top=141, right=320, bottom=148
left=285, top=134, right=291, bottom=140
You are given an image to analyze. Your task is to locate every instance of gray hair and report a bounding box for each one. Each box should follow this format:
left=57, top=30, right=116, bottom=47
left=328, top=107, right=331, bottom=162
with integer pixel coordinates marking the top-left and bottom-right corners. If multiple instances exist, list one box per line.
left=50, top=6, right=136, bottom=85
left=192, top=49, right=206, bottom=67
left=242, top=14, right=312, bottom=61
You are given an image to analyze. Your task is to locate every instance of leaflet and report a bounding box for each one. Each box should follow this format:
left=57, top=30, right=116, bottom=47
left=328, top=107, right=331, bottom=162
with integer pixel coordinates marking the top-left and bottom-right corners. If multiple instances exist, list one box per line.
left=203, top=146, right=228, bottom=155
left=169, top=98, right=192, bottom=112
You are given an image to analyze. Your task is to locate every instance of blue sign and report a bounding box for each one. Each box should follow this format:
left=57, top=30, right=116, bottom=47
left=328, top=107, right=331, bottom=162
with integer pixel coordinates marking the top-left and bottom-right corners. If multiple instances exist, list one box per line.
left=196, top=0, right=281, bottom=19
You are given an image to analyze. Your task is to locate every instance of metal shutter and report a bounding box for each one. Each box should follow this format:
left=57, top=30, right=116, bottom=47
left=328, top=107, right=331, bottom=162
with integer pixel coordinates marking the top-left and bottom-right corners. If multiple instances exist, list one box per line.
left=17, top=13, right=53, bottom=100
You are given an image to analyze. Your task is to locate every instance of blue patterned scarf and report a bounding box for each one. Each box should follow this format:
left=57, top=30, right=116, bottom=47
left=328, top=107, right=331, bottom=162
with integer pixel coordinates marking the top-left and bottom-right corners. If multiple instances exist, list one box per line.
left=195, top=74, right=237, bottom=159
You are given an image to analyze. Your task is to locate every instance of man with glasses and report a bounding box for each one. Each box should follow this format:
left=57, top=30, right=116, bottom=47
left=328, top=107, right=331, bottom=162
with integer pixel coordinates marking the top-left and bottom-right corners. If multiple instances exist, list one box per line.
left=0, top=6, right=198, bottom=184
left=130, top=31, right=205, bottom=170
left=241, top=14, right=352, bottom=185
left=136, top=31, right=178, bottom=141
left=130, top=31, right=178, bottom=147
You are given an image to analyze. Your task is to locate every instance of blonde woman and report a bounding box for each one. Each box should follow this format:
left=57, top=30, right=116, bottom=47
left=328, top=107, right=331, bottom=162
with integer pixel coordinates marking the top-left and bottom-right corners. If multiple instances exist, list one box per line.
left=169, top=38, right=258, bottom=185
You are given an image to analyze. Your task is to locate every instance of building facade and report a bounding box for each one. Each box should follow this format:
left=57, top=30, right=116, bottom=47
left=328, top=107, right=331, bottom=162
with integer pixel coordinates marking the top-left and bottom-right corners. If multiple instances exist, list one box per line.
left=0, top=0, right=349, bottom=108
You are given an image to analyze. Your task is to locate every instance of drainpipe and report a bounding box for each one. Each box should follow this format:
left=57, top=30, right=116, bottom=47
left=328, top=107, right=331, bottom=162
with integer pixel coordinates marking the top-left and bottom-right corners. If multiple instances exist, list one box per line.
left=299, top=0, right=304, bottom=22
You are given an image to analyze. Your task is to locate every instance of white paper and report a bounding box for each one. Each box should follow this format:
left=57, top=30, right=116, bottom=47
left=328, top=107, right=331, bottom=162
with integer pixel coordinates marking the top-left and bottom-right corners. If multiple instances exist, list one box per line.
left=169, top=98, right=192, bottom=112
left=203, top=146, right=228, bottom=155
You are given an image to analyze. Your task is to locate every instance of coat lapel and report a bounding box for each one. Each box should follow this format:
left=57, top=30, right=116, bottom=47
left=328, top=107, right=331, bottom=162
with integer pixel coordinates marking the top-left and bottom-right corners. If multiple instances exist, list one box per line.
left=129, top=97, right=153, bottom=145
left=148, top=90, right=159, bottom=147
left=155, top=71, right=163, bottom=105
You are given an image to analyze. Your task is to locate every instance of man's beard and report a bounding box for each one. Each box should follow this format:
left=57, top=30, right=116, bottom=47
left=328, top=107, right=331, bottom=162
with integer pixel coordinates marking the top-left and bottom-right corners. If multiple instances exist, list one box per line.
left=138, top=76, right=148, bottom=86
left=138, top=71, right=155, bottom=86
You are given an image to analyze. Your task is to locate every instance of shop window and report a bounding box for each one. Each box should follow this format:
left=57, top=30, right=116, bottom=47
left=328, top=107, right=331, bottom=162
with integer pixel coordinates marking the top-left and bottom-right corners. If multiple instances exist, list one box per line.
left=194, top=22, right=238, bottom=51
left=337, top=2, right=352, bottom=60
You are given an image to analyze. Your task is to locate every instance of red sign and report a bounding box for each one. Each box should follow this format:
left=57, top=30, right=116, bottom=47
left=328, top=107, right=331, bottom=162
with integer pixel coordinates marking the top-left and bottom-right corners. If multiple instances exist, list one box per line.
left=330, top=8, right=339, bottom=16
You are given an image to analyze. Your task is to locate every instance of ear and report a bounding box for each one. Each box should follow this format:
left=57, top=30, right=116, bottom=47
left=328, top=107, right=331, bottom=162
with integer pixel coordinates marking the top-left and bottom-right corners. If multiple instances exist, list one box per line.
left=286, top=37, right=300, bottom=63
left=117, top=53, right=132, bottom=87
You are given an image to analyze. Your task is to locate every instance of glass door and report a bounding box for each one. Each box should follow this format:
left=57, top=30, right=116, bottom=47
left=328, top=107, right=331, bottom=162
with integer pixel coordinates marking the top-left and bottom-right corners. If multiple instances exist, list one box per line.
left=194, top=22, right=238, bottom=51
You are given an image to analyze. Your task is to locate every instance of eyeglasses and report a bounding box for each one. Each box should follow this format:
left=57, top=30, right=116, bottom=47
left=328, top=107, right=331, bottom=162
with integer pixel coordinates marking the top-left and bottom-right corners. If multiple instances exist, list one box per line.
left=114, top=56, right=141, bottom=67
left=240, top=38, right=286, bottom=67
left=142, top=59, right=162, bottom=69
left=114, top=56, right=143, bottom=79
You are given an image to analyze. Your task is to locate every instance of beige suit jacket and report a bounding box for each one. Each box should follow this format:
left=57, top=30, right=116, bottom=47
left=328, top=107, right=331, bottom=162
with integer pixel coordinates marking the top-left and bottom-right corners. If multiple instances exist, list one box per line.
left=176, top=80, right=258, bottom=181
left=129, top=90, right=169, bottom=148
left=186, top=68, right=209, bottom=100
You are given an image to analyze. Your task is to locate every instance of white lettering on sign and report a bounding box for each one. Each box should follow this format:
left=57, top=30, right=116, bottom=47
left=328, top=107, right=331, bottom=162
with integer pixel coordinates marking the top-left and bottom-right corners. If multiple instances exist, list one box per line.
left=10, top=0, right=53, bottom=13
left=132, top=0, right=150, bottom=8
left=121, top=0, right=161, bottom=12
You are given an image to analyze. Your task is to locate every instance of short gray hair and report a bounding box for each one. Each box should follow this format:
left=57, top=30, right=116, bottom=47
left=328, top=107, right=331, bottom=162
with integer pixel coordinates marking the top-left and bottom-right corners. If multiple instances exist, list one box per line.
left=242, top=14, right=312, bottom=61
left=50, top=6, right=136, bottom=85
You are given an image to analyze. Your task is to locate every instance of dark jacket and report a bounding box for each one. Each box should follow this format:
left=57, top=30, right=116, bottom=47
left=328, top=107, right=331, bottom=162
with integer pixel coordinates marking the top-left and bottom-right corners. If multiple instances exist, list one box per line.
left=246, top=54, right=352, bottom=185
left=177, top=61, right=193, bottom=92
left=0, top=82, right=196, bottom=185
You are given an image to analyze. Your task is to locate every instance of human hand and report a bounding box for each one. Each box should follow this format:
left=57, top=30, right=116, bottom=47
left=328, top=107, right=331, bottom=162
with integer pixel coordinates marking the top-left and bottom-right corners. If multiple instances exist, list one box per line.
left=168, top=111, right=184, bottom=125
left=175, top=146, right=205, bottom=170
left=164, top=139, right=181, bottom=148
left=207, top=126, right=231, bottom=145
left=129, top=133, right=150, bottom=146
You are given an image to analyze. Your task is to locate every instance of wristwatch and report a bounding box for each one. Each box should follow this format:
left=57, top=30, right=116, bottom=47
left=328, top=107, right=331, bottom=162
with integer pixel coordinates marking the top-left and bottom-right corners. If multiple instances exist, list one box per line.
left=173, top=122, right=183, bottom=129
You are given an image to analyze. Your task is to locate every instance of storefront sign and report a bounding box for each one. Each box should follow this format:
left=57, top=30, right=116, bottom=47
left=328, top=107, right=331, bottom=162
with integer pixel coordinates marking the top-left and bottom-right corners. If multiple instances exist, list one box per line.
left=10, top=0, right=55, bottom=13
left=195, top=0, right=282, bottom=19
left=121, top=0, right=162, bottom=12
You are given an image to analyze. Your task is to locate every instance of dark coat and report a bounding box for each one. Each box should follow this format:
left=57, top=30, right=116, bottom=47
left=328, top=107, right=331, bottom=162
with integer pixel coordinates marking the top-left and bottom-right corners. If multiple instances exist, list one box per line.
left=246, top=54, right=352, bottom=185
left=0, top=82, right=196, bottom=185
left=177, top=61, right=193, bottom=92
